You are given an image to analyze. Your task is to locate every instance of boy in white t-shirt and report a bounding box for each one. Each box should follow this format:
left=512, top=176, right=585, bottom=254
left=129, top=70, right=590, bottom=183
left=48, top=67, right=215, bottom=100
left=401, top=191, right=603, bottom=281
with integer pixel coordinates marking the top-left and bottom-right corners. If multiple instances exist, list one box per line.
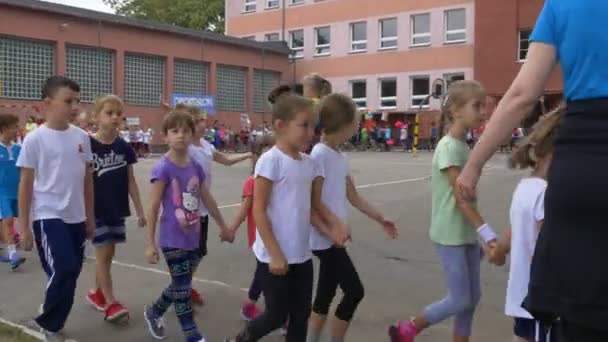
left=17, top=76, right=95, bottom=340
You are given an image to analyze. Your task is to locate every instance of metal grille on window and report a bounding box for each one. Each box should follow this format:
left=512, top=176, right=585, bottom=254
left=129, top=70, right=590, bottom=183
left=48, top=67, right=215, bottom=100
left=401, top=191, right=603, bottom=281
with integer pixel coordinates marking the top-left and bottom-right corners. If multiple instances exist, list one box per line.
left=124, top=54, right=165, bottom=106
left=173, top=60, right=208, bottom=96
left=253, top=70, right=280, bottom=112
left=66, top=45, right=113, bottom=102
left=0, top=36, right=54, bottom=99
left=217, top=65, right=246, bottom=112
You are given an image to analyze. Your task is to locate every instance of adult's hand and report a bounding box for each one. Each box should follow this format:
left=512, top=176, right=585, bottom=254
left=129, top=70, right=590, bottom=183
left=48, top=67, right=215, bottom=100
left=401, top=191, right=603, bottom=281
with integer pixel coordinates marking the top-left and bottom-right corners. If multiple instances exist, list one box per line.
left=457, top=162, right=482, bottom=202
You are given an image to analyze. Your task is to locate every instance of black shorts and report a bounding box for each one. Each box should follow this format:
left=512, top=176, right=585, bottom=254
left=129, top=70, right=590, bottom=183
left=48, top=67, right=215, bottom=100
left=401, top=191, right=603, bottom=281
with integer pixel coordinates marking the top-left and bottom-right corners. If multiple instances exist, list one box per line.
left=198, top=216, right=209, bottom=258
left=514, top=318, right=556, bottom=342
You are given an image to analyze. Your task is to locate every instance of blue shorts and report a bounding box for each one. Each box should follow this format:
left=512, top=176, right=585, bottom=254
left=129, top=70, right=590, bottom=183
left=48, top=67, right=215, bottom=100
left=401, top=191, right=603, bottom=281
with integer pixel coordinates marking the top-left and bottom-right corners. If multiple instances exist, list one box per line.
left=92, top=218, right=126, bottom=247
left=514, top=318, right=557, bottom=342
left=0, top=198, right=17, bottom=219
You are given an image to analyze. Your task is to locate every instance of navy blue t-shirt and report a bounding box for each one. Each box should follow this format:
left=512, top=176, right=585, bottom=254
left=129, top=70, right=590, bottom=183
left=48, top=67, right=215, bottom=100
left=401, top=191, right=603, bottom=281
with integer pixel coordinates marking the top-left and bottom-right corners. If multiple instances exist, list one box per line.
left=91, top=136, right=137, bottom=222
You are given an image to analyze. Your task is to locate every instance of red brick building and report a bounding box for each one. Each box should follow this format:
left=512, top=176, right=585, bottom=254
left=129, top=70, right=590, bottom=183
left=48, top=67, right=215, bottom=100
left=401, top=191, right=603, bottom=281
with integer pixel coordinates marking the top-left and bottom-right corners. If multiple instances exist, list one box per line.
left=474, top=0, right=563, bottom=119
left=0, top=0, right=291, bottom=143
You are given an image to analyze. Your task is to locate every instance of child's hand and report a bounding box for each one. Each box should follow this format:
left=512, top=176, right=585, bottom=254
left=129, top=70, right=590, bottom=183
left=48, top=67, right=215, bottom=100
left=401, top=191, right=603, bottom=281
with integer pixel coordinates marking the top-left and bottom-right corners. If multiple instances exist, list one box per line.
left=269, top=253, right=288, bottom=275
left=145, top=245, right=159, bottom=264
left=20, top=227, right=33, bottom=252
left=137, top=216, right=147, bottom=228
left=220, top=228, right=235, bottom=243
left=381, top=218, right=398, bottom=239
left=86, top=220, right=96, bottom=240
left=331, top=221, right=350, bottom=247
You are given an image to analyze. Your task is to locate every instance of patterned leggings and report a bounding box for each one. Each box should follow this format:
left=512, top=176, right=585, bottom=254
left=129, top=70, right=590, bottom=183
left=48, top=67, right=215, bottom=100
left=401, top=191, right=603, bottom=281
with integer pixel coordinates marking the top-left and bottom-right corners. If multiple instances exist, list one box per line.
left=151, top=248, right=202, bottom=342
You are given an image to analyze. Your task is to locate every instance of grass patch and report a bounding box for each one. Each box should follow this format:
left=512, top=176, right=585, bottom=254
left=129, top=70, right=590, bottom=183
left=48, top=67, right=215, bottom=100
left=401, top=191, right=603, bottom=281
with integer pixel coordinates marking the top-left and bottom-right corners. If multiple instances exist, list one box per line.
left=0, top=321, right=39, bottom=342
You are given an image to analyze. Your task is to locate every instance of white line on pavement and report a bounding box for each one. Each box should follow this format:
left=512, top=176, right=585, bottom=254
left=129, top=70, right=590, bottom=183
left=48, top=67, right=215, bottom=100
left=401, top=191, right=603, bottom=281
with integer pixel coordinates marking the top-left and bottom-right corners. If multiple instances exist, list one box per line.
left=0, top=317, right=46, bottom=341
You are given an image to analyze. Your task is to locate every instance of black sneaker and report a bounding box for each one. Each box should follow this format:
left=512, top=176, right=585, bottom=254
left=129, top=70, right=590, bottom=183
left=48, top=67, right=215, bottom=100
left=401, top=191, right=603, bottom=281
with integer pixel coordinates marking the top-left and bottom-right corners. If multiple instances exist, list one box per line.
left=144, top=305, right=166, bottom=340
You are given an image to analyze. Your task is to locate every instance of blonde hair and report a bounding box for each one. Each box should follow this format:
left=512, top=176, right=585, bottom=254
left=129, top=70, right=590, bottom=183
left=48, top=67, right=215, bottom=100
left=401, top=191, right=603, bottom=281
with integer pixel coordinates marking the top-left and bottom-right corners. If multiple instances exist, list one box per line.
left=318, top=93, right=357, bottom=134
left=510, top=103, right=563, bottom=169
left=272, top=95, right=314, bottom=125
left=440, top=80, right=486, bottom=134
left=303, top=73, right=332, bottom=98
left=94, top=95, right=124, bottom=115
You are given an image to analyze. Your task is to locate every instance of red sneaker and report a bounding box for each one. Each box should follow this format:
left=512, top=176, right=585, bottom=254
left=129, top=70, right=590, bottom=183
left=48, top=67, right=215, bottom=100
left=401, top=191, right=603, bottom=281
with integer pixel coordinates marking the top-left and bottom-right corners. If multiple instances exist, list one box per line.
left=105, top=302, right=129, bottom=323
left=191, top=289, right=205, bottom=306
left=86, top=289, right=106, bottom=312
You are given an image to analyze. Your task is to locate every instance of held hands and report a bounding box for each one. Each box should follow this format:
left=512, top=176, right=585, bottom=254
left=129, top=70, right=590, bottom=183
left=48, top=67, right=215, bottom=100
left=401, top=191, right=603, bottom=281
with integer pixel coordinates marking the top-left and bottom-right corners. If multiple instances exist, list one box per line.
left=484, top=241, right=507, bottom=266
left=145, top=244, right=160, bottom=264
left=137, top=215, right=147, bottom=228
left=219, top=226, right=235, bottom=243
left=269, top=253, right=289, bottom=275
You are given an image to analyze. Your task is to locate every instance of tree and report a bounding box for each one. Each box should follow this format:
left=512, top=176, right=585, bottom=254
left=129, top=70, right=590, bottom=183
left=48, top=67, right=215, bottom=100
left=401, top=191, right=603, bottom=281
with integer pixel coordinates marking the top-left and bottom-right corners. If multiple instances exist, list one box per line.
left=103, top=0, right=225, bottom=33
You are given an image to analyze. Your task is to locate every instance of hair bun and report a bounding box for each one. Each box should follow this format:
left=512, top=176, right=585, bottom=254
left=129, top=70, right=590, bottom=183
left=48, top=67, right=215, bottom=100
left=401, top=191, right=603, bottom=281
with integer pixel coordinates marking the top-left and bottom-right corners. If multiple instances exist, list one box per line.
left=268, top=85, right=292, bottom=104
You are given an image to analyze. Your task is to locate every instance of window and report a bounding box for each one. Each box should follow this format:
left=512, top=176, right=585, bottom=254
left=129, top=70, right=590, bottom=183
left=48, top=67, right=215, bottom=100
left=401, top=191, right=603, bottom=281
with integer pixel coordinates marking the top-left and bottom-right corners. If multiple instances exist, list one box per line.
left=350, top=22, right=367, bottom=52
left=267, top=0, right=279, bottom=8
left=289, top=30, right=304, bottom=59
left=315, top=26, right=331, bottom=56
left=411, top=76, right=430, bottom=108
left=444, top=73, right=465, bottom=89
left=351, top=81, right=367, bottom=108
left=290, top=0, right=304, bottom=4
left=379, top=79, right=397, bottom=108
left=242, top=36, right=256, bottom=41
left=379, top=18, right=398, bottom=49
left=66, top=45, right=113, bottom=103
left=253, top=70, right=280, bottom=112
left=216, top=65, right=246, bottom=112
left=0, top=36, right=54, bottom=99
left=518, top=30, right=532, bottom=61
left=243, top=0, right=256, bottom=12
left=124, top=54, right=165, bottom=106
left=445, top=9, right=466, bottom=43
left=265, top=33, right=280, bottom=41
left=411, top=13, right=431, bottom=47
left=173, top=59, right=208, bottom=96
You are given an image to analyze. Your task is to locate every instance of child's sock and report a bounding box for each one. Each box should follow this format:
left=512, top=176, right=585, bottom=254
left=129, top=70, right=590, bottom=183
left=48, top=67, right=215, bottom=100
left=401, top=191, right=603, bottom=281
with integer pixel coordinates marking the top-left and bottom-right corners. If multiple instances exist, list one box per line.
left=7, top=244, right=17, bottom=259
left=307, top=329, right=321, bottom=342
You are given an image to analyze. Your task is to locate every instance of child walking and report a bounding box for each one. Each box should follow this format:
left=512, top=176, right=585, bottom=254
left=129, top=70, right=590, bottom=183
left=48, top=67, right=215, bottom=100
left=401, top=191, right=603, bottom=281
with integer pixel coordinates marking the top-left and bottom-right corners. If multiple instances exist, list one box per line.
left=488, top=108, right=563, bottom=342
left=388, top=80, right=498, bottom=342
left=308, top=94, right=398, bottom=342
left=0, top=113, right=25, bottom=270
left=224, top=93, right=324, bottom=342
left=85, top=95, right=146, bottom=322
left=17, top=76, right=95, bottom=341
left=144, top=111, right=234, bottom=342
left=227, top=136, right=274, bottom=322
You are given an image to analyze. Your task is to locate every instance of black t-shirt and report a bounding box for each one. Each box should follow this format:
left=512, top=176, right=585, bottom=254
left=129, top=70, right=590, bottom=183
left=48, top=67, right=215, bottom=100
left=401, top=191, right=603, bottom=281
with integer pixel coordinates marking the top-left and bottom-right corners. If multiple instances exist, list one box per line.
left=91, top=136, right=137, bottom=221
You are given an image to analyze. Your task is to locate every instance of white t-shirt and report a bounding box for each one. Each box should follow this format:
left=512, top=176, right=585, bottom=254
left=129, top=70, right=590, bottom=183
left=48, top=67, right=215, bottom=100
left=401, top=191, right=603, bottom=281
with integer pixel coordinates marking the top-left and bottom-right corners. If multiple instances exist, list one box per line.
left=309, top=143, right=349, bottom=251
left=135, top=129, right=144, bottom=143
left=143, top=129, right=153, bottom=144
left=17, top=124, right=93, bottom=224
left=253, top=146, right=318, bottom=264
left=505, top=177, right=546, bottom=319
left=121, top=130, right=130, bottom=143
left=400, top=128, right=408, bottom=140
left=188, top=138, right=216, bottom=216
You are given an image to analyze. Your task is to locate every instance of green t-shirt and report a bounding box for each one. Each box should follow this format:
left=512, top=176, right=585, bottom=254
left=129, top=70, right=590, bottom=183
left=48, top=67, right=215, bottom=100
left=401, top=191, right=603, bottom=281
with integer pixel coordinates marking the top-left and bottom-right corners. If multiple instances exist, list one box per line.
left=430, top=135, right=477, bottom=245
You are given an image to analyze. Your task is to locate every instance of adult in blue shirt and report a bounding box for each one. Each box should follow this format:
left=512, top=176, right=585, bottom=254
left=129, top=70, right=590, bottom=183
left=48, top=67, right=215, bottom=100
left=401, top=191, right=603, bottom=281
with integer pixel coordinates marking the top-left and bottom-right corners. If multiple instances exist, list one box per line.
left=457, top=1, right=608, bottom=341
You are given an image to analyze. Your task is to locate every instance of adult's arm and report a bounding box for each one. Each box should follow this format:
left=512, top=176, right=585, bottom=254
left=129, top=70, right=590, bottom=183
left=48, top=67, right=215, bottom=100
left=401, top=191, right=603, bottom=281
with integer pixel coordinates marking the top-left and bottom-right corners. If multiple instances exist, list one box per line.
left=457, top=43, right=557, bottom=200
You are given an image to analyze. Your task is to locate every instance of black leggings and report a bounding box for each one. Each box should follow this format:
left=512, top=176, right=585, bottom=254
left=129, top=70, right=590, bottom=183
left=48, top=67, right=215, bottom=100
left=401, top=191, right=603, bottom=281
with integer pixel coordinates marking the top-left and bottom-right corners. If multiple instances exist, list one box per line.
left=248, top=259, right=263, bottom=302
left=312, top=247, right=364, bottom=322
left=557, top=320, right=608, bottom=342
left=238, top=260, right=313, bottom=342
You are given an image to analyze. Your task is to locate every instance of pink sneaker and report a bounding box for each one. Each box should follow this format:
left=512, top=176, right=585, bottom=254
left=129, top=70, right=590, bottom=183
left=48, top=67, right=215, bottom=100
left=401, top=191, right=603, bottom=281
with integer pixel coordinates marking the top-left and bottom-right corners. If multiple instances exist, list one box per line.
left=240, top=302, right=260, bottom=321
left=388, top=320, right=417, bottom=342
left=86, top=289, right=106, bottom=312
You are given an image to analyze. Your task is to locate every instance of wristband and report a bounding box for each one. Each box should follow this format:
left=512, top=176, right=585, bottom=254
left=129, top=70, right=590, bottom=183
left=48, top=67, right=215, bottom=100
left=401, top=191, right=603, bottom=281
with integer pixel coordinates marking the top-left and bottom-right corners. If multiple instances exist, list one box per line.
left=477, top=223, right=498, bottom=243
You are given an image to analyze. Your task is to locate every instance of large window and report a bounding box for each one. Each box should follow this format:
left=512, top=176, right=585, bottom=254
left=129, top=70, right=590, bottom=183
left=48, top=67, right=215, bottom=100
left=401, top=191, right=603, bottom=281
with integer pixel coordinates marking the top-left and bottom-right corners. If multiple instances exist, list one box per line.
left=351, top=81, right=367, bottom=109
left=445, top=9, right=466, bottom=43
left=124, top=54, right=165, bottom=106
left=253, top=70, right=281, bottom=112
left=518, top=30, right=532, bottom=61
left=350, top=22, right=367, bottom=52
left=444, top=73, right=465, bottom=89
left=411, top=76, right=430, bottom=108
left=0, top=36, right=54, bottom=100
left=267, top=0, right=279, bottom=8
left=216, top=65, right=246, bottom=112
left=379, top=18, right=398, bottom=49
left=265, top=33, right=280, bottom=41
left=66, top=45, right=113, bottom=103
left=173, top=59, right=208, bottom=96
left=379, top=79, right=397, bottom=109
left=315, top=26, right=331, bottom=56
left=243, top=0, right=256, bottom=12
left=289, top=30, right=304, bottom=59
left=291, top=0, right=304, bottom=4
left=411, top=13, right=431, bottom=47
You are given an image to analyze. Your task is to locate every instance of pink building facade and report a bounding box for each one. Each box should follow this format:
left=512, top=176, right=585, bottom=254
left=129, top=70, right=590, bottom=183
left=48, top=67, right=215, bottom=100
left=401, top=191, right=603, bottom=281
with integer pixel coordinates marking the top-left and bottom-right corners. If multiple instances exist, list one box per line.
left=226, top=0, right=475, bottom=138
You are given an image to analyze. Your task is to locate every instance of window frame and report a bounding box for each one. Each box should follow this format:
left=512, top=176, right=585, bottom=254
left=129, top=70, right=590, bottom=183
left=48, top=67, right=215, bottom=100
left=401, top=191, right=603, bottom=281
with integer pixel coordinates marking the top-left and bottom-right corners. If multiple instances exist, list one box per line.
left=266, top=0, right=280, bottom=9
left=518, top=29, right=532, bottom=62
left=243, top=0, right=257, bottom=13
left=350, top=21, right=367, bottom=53
left=289, top=29, right=304, bottom=59
left=444, top=72, right=465, bottom=89
left=314, top=26, right=331, bottom=56
left=411, top=13, right=431, bottom=47
left=265, top=33, right=280, bottom=42
left=379, top=78, right=397, bottom=109
left=444, top=8, right=467, bottom=44
left=351, top=80, right=367, bottom=109
left=410, top=76, right=431, bottom=109
left=379, top=18, right=398, bottom=50
left=290, top=0, right=304, bottom=5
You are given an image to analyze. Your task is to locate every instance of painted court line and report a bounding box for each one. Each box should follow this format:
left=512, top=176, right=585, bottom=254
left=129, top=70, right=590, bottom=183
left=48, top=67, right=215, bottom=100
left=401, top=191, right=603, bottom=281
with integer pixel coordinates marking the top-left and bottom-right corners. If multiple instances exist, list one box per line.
left=0, top=317, right=47, bottom=341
